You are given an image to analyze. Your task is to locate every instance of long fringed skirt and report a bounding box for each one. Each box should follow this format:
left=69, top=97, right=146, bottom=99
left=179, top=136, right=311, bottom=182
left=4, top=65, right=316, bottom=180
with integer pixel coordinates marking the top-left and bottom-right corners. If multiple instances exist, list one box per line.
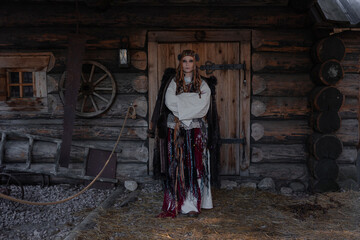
left=159, top=126, right=213, bottom=218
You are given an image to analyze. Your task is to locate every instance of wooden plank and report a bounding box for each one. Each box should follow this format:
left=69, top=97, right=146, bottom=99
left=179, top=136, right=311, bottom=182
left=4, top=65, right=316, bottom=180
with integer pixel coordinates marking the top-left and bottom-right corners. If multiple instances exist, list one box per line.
left=0, top=52, right=55, bottom=72
left=252, top=74, right=314, bottom=97
left=249, top=163, right=308, bottom=180
left=0, top=4, right=310, bottom=28
left=149, top=30, right=251, bottom=42
left=147, top=41, right=158, bottom=173
left=240, top=41, right=251, bottom=170
left=252, top=29, right=313, bottom=52
left=252, top=52, right=312, bottom=73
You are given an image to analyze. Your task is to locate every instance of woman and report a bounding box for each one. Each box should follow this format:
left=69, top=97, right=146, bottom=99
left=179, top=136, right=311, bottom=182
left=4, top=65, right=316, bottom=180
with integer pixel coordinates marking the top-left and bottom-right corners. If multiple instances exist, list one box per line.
left=149, top=50, right=220, bottom=218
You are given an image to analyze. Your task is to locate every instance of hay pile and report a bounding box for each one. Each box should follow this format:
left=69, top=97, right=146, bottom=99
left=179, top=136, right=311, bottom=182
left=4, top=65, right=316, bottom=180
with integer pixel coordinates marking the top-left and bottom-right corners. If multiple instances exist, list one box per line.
left=77, top=187, right=360, bottom=240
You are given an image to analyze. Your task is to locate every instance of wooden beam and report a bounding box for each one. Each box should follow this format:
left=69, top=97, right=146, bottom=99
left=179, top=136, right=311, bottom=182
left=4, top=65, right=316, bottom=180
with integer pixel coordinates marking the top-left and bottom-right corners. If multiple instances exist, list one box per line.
left=0, top=4, right=310, bottom=29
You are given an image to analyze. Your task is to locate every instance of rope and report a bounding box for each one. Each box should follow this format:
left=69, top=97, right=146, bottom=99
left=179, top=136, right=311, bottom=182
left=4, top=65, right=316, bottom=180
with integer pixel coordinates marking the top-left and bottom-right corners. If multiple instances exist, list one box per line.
left=0, top=105, right=136, bottom=206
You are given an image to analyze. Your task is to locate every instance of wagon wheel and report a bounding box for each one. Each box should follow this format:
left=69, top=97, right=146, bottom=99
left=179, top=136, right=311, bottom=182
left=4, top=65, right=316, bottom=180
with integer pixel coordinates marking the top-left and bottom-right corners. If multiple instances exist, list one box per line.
left=0, top=173, right=24, bottom=207
left=59, top=61, right=117, bottom=118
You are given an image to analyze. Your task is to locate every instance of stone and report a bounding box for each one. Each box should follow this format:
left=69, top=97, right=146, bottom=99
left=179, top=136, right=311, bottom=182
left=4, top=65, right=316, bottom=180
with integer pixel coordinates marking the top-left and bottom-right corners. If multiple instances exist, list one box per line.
left=338, top=179, right=359, bottom=191
left=220, top=180, right=237, bottom=189
left=280, top=187, right=293, bottom=195
left=338, top=165, right=358, bottom=182
left=289, top=181, right=305, bottom=192
left=240, top=182, right=257, bottom=189
left=124, top=180, right=138, bottom=191
left=258, top=178, right=275, bottom=191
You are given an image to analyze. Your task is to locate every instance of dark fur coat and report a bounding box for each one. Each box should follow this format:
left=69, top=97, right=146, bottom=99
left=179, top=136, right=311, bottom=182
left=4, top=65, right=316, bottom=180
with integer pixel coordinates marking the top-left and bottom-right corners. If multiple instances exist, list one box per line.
left=149, top=68, right=220, bottom=187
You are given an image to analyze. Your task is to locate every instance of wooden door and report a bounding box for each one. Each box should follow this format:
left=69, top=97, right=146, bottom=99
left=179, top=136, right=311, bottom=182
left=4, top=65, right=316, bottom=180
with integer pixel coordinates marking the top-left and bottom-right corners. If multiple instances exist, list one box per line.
left=148, top=30, right=251, bottom=176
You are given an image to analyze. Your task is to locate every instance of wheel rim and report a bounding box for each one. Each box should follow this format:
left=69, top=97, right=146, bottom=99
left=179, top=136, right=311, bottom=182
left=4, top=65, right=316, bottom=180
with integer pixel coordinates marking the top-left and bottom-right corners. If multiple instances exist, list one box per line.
left=0, top=173, right=24, bottom=207
left=59, top=61, right=117, bottom=118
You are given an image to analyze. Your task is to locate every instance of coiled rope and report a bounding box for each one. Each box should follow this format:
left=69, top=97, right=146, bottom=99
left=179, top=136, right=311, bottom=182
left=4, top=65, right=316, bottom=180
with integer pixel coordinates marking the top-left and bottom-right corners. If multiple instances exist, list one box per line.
left=0, top=105, right=136, bottom=206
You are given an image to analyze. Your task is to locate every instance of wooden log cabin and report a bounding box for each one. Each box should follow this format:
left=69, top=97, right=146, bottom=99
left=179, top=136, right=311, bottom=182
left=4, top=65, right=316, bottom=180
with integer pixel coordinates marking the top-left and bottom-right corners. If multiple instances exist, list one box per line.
left=0, top=0, right=359, bottom=192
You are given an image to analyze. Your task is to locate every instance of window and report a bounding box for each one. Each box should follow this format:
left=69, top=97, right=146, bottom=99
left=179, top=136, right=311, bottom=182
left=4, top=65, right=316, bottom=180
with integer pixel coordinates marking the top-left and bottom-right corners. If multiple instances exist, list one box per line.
left=7, top=71, right=35, bottom=98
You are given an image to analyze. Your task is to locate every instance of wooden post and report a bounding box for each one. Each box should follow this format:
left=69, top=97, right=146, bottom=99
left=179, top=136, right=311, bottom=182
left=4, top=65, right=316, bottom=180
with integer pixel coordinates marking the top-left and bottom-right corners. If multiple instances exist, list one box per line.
left=59, top=35, right=86, bottom=168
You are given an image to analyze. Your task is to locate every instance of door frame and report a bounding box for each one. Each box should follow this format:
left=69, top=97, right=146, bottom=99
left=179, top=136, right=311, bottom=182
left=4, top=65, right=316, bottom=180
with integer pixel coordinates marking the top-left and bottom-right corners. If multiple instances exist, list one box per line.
left=147, top=29, right=251, bottom=174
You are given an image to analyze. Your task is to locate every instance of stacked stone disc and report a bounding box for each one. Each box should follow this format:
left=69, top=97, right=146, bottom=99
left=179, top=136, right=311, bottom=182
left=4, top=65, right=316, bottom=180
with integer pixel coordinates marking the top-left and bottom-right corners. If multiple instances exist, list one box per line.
left=308, top=36, right=345, bottom=193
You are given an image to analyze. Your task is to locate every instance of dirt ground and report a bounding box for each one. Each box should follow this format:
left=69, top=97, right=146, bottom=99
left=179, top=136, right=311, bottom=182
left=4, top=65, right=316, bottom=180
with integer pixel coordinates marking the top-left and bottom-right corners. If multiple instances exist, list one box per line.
left=77, top=187, right=360, bottom=240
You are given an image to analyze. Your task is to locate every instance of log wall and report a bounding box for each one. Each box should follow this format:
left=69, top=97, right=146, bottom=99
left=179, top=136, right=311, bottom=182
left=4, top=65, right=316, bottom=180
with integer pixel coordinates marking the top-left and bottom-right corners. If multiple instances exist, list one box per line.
left=0, top=27, right=149, bottom=180
left=0, top=2, right=358, bottom=185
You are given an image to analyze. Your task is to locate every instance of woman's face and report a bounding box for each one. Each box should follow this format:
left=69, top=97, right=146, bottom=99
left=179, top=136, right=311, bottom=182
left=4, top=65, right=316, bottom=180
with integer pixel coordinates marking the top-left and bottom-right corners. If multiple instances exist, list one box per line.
left=182, top=56, right=194, bottom=74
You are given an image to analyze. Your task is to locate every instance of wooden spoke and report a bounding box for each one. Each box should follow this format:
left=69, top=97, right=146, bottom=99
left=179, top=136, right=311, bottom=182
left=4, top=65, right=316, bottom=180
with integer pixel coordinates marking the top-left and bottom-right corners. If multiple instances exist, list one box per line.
left=89, top=95, right=99, bottom=112
left=77, top=92, right=84, bottom=99
left=94, top=87, right=113, bottom=91
left=60, top=61, right=117, bottom=118
left=93, top=92, right=109, bottom=103
left=88, top=64, right=95, bottom=82
left=93, top=73, right=108, bottom=87
left=81, top=72, right=87, bottom=83
left=81, top=95, right=88, bottom=113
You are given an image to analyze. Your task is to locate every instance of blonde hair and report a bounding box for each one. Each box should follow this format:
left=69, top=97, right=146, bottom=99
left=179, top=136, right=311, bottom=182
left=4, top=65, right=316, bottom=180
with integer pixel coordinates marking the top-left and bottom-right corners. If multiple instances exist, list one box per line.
left=175, top=50, right=202, bottom=95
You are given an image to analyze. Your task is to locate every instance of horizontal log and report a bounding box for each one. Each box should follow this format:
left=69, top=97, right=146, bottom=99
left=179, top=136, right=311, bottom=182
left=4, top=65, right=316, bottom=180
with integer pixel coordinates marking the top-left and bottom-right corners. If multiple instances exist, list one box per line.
left=251, top=120, right=311, bottom=144
left=338, top=164, right=358, bottom=182
left=51, top=49, right=146, bottom=73
left=252, top=144, right=357, bottom=164
left=100, top=0, right=289, bottom=6
left=2, top=139, right=148, bottom=164
left=252, top=29, right=313, bottom=52
left=48, top=73, right=148, bottom=94
left=249, top=163, right=308, bottom=180
left=251, top=144, right=307, bottom=163
left=0, top=118, right=148, bottom=128
left=47, top=94, right=147, bottom=118
left=0, top=27, right=146, bottom=49
left=0, top=4, right=310, bottom=28
left=339, top=97, right=358, bottom=119
left=3, top=163, right=83, bottom=176
left=252, top=52, right=312, bottom=73
left=0, top=97, right=48, bottom=112
left=116, top=163, right=147, bottom=178
left=251, top=119, right=358, bottom=145
left=252, top=74, right=314, bottom=97
left=4, top=140, right=84, bottom=163
left=337, top=74, right=359, bottom=97
left=0, top=125, right=148, bottom=141
left=336, top=119, right=359, bottom=145
left=251, top=96, right=309, bottom=119
left=342, top=52, right=360, bottom=73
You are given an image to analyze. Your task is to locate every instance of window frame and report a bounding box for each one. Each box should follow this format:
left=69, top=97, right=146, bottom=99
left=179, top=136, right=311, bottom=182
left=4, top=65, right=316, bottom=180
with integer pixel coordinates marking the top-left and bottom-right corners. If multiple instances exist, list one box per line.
left=6, top=70, right=36, bottom=99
